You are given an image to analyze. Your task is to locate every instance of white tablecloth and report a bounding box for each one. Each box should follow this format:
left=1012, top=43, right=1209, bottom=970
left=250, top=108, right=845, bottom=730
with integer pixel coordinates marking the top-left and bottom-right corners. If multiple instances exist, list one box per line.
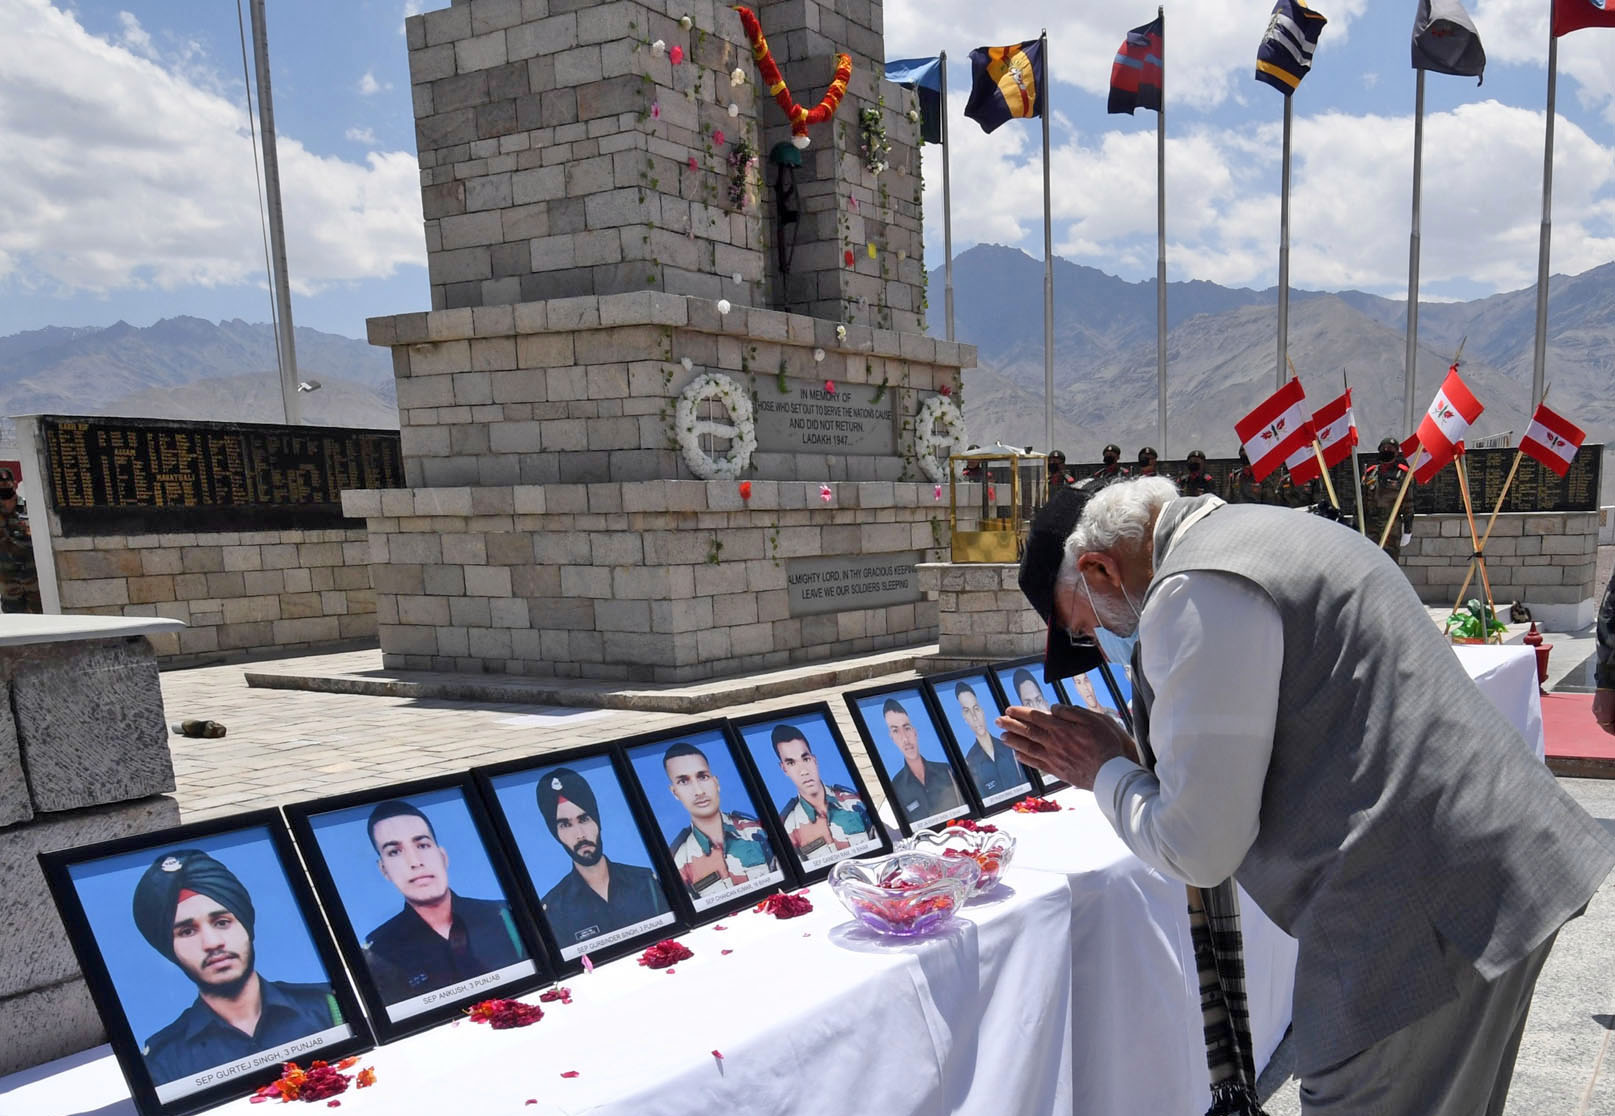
left=1, top=871, right=1079, bottom=1116
left=1453, top=644, right=1546, bottom=759
left=995, top=790, right=1299, bottom=1116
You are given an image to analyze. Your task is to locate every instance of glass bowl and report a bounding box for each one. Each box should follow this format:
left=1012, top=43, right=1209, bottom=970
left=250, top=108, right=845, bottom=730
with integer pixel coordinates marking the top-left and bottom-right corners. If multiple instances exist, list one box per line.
left=902, top=827, right=1017, bottom=896
left=829, top=851, right=978, bottom=937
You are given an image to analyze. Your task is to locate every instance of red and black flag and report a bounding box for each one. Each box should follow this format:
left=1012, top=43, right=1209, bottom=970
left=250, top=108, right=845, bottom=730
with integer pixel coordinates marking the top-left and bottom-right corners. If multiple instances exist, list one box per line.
left=964, top=39, right=1044, bottom=134
left=1554, top=0, right=1615, bottom=36
left=1108, top=16, right=1163, bottom=114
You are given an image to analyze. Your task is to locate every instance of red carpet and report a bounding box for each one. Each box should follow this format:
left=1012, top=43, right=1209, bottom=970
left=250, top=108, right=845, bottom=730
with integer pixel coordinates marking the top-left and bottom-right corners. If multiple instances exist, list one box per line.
left=1542, top=692, right=1615, bottom=778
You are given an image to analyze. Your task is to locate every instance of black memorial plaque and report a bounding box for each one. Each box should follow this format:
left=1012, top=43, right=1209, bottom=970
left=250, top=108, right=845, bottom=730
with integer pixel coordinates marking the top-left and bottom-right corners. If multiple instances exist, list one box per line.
left=41, top=415, right=404, bottom=536
left=1070, top=444, right=1600, bottom=516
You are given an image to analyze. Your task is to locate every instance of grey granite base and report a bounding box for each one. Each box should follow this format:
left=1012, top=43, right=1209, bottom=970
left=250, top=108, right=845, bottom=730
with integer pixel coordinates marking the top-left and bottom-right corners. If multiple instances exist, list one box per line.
left=0, top=977, right=105, bottom=1078
left=8, top=638, right=175, bottom=812
left=0, top=682, right=29, bottom=828
left=0, top=795, right=180, bottom=1002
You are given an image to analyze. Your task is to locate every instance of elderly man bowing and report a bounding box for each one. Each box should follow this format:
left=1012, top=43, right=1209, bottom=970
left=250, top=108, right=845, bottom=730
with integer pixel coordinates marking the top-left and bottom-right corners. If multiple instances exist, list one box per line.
left=998, top=478, right=1615, bottom=1116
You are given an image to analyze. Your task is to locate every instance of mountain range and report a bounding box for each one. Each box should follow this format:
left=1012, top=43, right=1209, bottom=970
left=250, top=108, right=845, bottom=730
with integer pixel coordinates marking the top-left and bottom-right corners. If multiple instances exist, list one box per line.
left=941, top=244, right=1613, bottom=503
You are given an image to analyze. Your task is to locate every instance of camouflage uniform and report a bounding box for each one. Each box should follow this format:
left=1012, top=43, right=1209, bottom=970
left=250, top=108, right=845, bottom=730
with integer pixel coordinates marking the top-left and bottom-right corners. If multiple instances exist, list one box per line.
left=1225, top=459, right=1265, bottom=504
left=0, top=469, right=40, bottom=614
left=1362, top=439, right=1415, bottom=562
left=668, top=812, right=778, bottom=901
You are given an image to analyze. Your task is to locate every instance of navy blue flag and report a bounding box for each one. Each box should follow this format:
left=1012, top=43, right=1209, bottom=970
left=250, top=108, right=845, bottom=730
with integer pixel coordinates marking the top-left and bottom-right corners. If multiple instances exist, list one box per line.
left=1255, top=1, right=1328, bottom=95
left=964, top=39, right=1044, bottom=134
left=1109, top=16, right=1163, bottom=114
left=886, top=57, right=944, bottom=144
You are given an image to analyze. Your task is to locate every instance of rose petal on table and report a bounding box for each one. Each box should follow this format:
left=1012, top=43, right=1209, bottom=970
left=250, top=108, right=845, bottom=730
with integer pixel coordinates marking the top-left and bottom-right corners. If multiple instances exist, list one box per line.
left=721, top=948, right=734, bottom=955
left=561, top=1071, right=580, bottom=1079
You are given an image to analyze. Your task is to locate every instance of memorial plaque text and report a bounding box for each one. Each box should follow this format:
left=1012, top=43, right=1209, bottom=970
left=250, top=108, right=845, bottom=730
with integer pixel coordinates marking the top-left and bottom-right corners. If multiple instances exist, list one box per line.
left=786, top=552, right=923, bottom=617
left=753, top=378, right=896, bottom=456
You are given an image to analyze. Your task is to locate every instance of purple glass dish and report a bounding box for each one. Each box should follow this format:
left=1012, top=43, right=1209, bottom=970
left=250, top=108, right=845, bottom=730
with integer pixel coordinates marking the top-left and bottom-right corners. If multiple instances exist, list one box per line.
left=829, top=852, right=978, bottom=937
left=901, top=827, right=1017, bottom=896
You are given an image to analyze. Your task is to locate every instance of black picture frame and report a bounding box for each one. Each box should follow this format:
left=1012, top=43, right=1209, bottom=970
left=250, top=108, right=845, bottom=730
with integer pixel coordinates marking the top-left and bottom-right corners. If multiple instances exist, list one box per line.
left=842, top=680, right=976, bottom=836
left=283, top=774, right=550, bottom=1043
left=616, top=720, right=796, bottom=923
left=472, top=744, right=685, bottom=976
left=37, top=811, right=372, bottom=1116
left=1059, top=660, right=1136, bottom=737
left=924, top=666, right=1036, bottom=814
left=727, top=703, right=893, bottom=883
left=987, top=656, right=1074, bottom=794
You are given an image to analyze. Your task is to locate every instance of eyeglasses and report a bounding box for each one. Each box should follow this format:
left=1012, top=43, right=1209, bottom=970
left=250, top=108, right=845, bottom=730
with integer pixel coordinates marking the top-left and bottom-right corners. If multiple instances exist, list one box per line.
left=1060, top=627, right=1097, bottom=651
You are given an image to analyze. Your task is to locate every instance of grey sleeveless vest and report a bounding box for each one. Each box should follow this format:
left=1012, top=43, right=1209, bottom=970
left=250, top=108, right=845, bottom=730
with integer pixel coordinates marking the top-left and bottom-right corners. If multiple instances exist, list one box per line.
left=1135, top=496, right=1615, bottom=1073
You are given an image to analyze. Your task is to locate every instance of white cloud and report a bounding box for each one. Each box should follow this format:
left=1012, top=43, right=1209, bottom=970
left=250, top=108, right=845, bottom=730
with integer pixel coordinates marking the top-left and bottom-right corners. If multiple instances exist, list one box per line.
left=116, top=10, right=153, bottom=58
left=923, top=96, right=1615, bottom=297
left=0, top=0, right=424, bottom=296
left=357, top=70, right=389, bottom=96
left=345, top=126, right=379, bottom=145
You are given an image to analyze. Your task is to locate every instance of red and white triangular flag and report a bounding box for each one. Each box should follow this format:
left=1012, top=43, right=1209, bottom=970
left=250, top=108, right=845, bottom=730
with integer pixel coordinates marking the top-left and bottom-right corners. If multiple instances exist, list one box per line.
left=1520, top=402, right=1585, bottom=477
left=1312, top=389, right=1357, bottom=469
left=1411, top=365, right=1483, bottom=483
left=1234, top=378, right=1316, bottom=482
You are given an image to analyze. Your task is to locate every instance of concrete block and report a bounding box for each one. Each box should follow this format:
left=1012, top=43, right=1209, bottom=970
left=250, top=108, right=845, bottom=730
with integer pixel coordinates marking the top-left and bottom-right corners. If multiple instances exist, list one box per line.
left=0, top=793, right=180, bottom=1004
left=0, top=683, right=27, bottom=827
left=9, top=640, right=174, bottom=812
left=0, top=977, right=107, bottom=1077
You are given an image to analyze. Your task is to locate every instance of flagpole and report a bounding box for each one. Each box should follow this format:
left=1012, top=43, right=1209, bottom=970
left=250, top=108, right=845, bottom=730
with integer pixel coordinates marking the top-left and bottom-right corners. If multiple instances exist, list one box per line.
left=1531, top=15, right=1557, bottom=409
left=1452, top=452, right=1499, bottom=637
left=1347, top=372, right=1367, bottom=536
left=1276, top=94, right=1292, bottom=391
left=1041, top=29, right=1055, bottom=454
left=1156, top=4, right=1168, bottom=455
left=940, top=51, right=955, bottom=343
left=1404, top=67, right=1425, bottom=437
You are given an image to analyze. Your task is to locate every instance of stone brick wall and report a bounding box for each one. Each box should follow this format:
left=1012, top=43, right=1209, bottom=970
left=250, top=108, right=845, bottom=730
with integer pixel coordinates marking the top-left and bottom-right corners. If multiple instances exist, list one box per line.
left=0, top=634, right=180, bottom=1075
left=345, top=478, right=970, bottom=683
left=47, top=527, right=377, bottom=663
left=368, top=291, right=973, bottom=488
left=1402, top=511, right=1601, bottom=629
left=915, top=563, right=1043, bottom=674
left=407, top=0, right=926, bottom=332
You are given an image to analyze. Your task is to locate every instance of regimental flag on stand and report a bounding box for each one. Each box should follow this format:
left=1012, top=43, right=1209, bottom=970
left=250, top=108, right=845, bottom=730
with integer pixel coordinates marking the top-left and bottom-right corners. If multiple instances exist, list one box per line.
left=1520, top=402, right=1587, bottom=476
left=1234, top=378, right=1316, bottom=481
left=1554, top=0, right=1615, bottom=37
left=1412, top=365, right=1484, bottom=483
left=964, top=39, right=1044, bottom=133
left=886, top=57, right=944, bottom=144
left=1108, top=16, right=1163, bottom=114
left=1255, top=1, right=1328, bottom=95
left=1285, top=442, right=1322, bottom=485
left=1312, top=389, right=1358, bottom=468
left=1413, top=0, right=1485, bottom=82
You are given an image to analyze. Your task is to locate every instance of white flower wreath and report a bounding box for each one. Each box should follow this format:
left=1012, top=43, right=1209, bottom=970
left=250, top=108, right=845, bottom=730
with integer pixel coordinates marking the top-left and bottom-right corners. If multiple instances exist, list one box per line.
left=913, top=395, right=966, bottom=483
left=675, top=372, right=757, bottom=480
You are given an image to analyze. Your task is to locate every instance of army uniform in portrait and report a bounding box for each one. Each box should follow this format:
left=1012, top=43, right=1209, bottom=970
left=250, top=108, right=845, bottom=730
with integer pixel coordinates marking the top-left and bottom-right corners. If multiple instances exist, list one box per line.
left=769, top=724, right=876, bottom=861
left=661, top=742, right=779, bottom=899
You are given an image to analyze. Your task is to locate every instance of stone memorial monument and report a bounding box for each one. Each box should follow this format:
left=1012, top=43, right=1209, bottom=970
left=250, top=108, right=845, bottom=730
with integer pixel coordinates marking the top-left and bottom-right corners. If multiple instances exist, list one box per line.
left=347, top=0, right=977, bottom=683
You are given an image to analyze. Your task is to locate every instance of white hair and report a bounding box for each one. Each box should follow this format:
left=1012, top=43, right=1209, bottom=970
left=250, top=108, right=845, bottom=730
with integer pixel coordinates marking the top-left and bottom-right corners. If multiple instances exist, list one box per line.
left=1057, top=476, right=1179, bottom=593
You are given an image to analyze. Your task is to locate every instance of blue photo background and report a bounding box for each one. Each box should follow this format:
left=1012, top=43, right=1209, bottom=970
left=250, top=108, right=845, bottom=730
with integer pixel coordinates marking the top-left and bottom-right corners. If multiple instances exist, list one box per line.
left=736, top=713, right=863, bottom=823
left=850, top=688, right=952, bottom=783
left=625, top=728, right=770, bottom=848
left=305, top=786, right=510, bottom=947
left=487, top=753, right=664, bottom=905
left=932, top=671, right=1005, bottom=749
left=66, top=826, right=332, bottom=1049
left=1096, top=630, right=1135, bottom=708
left=1062, top=665, right=1125, bottom=718
left=995, top=664, right=1061, bottom=712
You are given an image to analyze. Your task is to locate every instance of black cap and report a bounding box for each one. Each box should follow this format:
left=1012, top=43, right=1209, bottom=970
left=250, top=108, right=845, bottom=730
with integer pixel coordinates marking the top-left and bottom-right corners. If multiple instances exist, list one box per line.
left=1103, top=443, right=1121, bottom=456
left=1378, top=436, right=1399, bottom=452
left=1138, top=447, right=1157, bottom=462
left=1018, top=486, right=1106, bottom=684
left=1186, top=449, right=1206, bottom=462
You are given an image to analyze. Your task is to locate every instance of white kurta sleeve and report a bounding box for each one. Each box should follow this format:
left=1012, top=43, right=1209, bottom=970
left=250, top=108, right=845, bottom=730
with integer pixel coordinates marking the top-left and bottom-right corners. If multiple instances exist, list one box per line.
left=1089, top=570, right=1283, bottom=887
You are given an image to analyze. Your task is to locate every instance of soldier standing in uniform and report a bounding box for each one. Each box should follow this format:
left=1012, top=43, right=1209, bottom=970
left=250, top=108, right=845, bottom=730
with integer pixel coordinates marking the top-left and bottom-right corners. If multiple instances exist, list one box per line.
left=362, top=801, right=529, bottom=1004
left=131, top=849, right=342, bottom=1085
left=1225, top=447, right=1264, bottom=504
left=1136, top=447, right=1160, bottom=477
left=1177, top=450, right=1216, bottom=497
left=0, top=468, right=41, bottom=613
left=1046, top=451, right=1078, bottom=497
left=1090, top=444, right=1130, bottom=486
left=1363, top=437, right=1416, bottom=562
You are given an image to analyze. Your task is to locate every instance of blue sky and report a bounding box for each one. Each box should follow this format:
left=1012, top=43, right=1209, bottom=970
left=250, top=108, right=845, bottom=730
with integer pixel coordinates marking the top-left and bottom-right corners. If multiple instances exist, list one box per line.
left=4, top=0, right=1613, bottom=340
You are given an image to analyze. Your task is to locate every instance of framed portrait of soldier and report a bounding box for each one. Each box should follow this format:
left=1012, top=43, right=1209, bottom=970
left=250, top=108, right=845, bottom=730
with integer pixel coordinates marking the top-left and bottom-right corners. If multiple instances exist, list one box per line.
left=924, top=667, right=1035, bottom=813
left=283, top=775, right=548, bottom=1042
left=989, top=657, right=1065, bottom=718
left=474, top=745, right=682, bottom=975
left=618, top=721, right=793, bottom=922
left=1057, top=660, right=1134, bottom=736
left=843, top=681, right=974, bottom=836
left=38, top=811, right=371, bottom=1116
left=729, top=703, right=891, bottom=882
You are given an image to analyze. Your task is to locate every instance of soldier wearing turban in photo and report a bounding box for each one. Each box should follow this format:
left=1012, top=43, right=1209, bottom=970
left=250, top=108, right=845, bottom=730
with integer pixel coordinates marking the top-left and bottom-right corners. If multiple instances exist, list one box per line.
left=131, top=849, right=341, bottom=1086
left=537, top=767, right=670, bottom=950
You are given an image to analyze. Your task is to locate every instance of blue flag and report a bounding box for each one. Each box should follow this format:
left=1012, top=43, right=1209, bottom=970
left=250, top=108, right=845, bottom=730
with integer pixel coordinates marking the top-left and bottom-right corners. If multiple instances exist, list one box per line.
left=885, top=57, right=944, bottom=144
left=1255, top=1, right=1327, bottom=95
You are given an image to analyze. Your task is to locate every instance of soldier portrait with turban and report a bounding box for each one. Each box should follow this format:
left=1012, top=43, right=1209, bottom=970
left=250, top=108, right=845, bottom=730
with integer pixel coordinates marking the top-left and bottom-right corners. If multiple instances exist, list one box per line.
left=130, top=848, right=342, bottom=1087
left=534, top=765, right=671, bottom=958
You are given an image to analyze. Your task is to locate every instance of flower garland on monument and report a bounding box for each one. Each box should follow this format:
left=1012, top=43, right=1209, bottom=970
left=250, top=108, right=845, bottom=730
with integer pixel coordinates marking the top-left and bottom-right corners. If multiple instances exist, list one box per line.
left=675, top=372, right=758, bottom=480
left=913, top=395, right=967, bottom=483
left=732, top=5, right=851, bottom=148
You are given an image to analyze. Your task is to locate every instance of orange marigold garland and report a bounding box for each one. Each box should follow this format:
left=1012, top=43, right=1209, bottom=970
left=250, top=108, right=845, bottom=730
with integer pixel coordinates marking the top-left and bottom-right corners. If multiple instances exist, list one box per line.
left=732, top=5, right=850, bottom=147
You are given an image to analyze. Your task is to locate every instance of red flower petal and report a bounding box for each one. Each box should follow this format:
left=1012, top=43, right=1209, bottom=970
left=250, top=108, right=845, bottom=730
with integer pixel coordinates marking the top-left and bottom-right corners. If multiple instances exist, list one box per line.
left=561, top=1071, right=580, bottom=1079
left=713, top=923, right=728, bottom=930
left=1011, top=795, right=1062, bottom=814
left=721, top=948, right=734, bottom=955
left=638, top=939, right=693, bottom=968
left=526, top=1101, right=538, bottom=1106
left=755, top=892, right=813, bottom=919
left=844, top=249, right=855, bottom=267
left=327, top=1102, right=341, bottom=1109
left=712, top=1050, right=724, bottom=1059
